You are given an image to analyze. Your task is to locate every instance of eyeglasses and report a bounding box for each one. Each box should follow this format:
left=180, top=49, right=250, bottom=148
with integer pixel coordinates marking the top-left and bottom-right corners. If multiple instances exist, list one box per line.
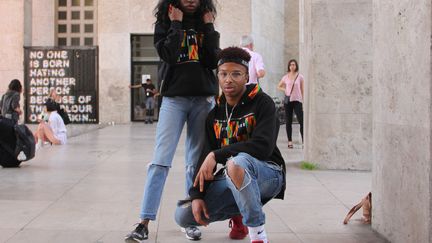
left=217, top=71, right=247, bottom=81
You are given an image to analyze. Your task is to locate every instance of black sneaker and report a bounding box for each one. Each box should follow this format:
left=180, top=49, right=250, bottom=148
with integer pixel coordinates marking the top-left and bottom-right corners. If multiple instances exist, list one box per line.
left=181, top=226, right=201, bottom=241
left=125, top=223, right=148, bottom=242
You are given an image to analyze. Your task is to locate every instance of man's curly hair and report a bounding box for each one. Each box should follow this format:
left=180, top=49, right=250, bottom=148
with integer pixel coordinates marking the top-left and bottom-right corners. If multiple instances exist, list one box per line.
left=217, top=46, right=251, bottom=66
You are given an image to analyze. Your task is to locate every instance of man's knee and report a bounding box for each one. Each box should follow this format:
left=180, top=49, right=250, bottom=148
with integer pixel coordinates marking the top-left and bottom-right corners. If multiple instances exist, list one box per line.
left=175, top=202, right=194, bottom=228
left=226, top=160, right=245, bottom=190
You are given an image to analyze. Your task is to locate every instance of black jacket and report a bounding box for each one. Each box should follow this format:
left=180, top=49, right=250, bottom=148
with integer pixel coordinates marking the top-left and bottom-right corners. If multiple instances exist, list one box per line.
left=154, top=15, right=220, bottom=97
left=0, top=90, right=20, bottom=124
left=189, top=84, right=286, bottom=201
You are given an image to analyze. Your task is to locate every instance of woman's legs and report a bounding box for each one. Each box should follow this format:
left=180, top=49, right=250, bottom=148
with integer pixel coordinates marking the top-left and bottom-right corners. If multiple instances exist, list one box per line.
left=293, top=101, right=304, bottom=143
left=140, top=97, right=188, bottom=221
left=284, top=102, right=294, bottom=145
left=35, top=122, right=61, bottom=145
left=185, top=97, right=214, bottom=195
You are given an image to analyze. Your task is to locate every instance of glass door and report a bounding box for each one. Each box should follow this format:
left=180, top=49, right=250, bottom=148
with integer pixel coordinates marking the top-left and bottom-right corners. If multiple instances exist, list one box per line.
left=131, top=34, right=160, bottom=121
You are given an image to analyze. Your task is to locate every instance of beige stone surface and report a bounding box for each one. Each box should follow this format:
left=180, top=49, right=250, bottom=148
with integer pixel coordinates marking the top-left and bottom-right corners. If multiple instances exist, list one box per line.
left=215, top=1, right=251, bottom=48
left=0, top=0, right=24, bottom=122
left=285, top=0, right=299, bottom=65
left=251, top=0, right=285, bottom=97
left=372, top=1, right=432, bottom=242
left=31, top=0, right=55, bottom=46
left=0, top=124, right=386, bottom=243
left=301, top=0, right=373, bottom=170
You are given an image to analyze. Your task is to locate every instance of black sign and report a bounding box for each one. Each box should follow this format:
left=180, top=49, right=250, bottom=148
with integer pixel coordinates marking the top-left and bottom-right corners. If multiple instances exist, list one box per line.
left=24, top=47, right=98, bottom=124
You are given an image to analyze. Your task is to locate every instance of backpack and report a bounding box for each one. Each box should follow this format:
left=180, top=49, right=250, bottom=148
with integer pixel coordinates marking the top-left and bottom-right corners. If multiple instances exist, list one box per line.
left=58, top=108, right=71, bottom=125
left=0, top=124, right=36, bottom=162
left=343, top=192, right=372, bottom=224
left=46, top=98, right=70, bottom=125
left=14, top=124, right=36, bottom=161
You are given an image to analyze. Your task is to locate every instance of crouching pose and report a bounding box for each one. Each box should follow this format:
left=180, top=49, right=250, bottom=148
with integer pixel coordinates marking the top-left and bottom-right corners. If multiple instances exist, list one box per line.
left=175, top=47, right=286, bottom=243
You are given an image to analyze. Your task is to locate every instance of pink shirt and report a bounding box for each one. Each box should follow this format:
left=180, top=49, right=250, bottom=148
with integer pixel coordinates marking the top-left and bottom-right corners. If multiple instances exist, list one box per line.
left=242, top=48, right=265, bottom=84
left=282, top=73, right=304, bottom=103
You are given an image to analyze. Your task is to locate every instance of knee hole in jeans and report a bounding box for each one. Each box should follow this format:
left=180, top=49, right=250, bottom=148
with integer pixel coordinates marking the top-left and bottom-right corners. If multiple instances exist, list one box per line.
left=226, top=160, right=247, bottom=190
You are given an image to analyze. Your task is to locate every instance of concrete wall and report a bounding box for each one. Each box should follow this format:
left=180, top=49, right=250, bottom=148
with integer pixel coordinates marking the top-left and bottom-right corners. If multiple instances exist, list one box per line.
left=301, top=0, right=373, bottom=170
left=97, top=0, right=157, bottom=123
left=31, top=0, right=55, bottom=46
left=285, top=0, right=299, bottom=67
left=215, top=1, right=251, bottom=49
left=0, top=1, right=292, bottom=123
left=251, top=0, right=285, bottom=97
left=372, top=1, right=432, bottom=242
left=0, top=0, right=25, bottom=118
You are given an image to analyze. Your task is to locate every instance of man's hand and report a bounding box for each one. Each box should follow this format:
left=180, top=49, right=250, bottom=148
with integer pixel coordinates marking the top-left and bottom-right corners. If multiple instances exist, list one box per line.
left=193, top=152, right=217, bottom=192
left=202, top=10, right=215, bottom=24
left=192, top=199, right=210, bottom=226
left=168, top=4, right=183, bottom=22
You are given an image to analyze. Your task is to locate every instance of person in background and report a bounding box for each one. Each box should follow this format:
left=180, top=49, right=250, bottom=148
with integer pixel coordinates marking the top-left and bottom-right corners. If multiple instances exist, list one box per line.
left=34, top=99, right=67, bottom=149
left=0, top=118, right=19, bottom=167
left=125, top=0, right=220, bottom=242
left=240, top=35, right=265, bottom=85
left=0, top=79, right=23, bottom=125
left=277, top=59, right=304, bottom=148
left=129, top=78, right=158, bottom=124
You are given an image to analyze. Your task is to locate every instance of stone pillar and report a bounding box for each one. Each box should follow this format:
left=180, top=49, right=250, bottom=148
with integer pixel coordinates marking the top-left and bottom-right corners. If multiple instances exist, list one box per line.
left=285, top=0, right=299, bottom=64
left=31, top=0, right=55, bottom=46
left=0, top=0, right=24, bottom=93
left=216, top=1, right=251, bottom=49
left=372, top=1, right=432, bottom=242
left=251, top=0, right=285, bottom=97
left=300, top=0, right=373, bottom=170
left=97, top=0, right=157, bottom=123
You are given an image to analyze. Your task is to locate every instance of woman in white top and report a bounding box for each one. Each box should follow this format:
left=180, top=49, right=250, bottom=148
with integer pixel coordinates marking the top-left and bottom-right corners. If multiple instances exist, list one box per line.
left=277, top=59, right=304, bottom=148
left=34, top=100, right=67, bottom=147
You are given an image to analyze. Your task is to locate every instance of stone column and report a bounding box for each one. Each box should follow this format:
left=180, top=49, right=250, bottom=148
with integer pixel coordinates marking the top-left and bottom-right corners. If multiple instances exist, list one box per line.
left=372, top=1, right=432, bottom=242
left=0, top=0, right=24, bottom=92
left=285, top=0, right=299, bottom=64
left=31, top=0, right=55, bottom=46
left=216, top=1, right=251, bottom=49
left=251, top=0, right=285, bottom=97
left=300, top=0, right=373, bottom=170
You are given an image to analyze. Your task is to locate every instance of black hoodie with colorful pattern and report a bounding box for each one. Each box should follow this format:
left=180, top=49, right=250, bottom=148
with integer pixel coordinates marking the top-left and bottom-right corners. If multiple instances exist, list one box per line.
left=189, top=84, right=286, bottom=200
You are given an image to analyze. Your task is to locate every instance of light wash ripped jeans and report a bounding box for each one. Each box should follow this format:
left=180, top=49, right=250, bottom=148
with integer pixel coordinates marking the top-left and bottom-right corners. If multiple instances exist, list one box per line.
left=139, top=96, right=214, bottom=220
left=175, top=152, right=284, bottom=227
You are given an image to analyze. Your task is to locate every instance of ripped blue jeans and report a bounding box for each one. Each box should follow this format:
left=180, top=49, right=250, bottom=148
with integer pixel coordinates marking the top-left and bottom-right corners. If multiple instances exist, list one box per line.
left=139, top=96, right=214, bottom=220
left=175, top=152, right=284, bottom=227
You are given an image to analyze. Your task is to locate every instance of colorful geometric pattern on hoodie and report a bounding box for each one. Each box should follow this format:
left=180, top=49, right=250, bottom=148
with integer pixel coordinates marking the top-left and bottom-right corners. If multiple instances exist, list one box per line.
left=177, top=30, right=203, bottom=63
left=213, top=85, right=260, bottom=147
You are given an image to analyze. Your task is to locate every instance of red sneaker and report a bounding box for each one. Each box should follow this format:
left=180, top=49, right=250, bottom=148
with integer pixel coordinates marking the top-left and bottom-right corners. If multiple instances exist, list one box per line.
left=229, top=215, right=248, bottom=239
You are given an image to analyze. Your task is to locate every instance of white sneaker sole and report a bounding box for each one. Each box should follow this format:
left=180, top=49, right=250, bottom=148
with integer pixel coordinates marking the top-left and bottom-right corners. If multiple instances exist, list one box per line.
left=180, top=227, right=201, bottom=241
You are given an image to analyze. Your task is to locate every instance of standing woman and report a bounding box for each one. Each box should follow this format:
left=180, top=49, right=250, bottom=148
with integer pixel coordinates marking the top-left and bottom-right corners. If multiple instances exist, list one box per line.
left=125, top=0, right=219, bottom=242
left=277, top=59, right=304, bottom=148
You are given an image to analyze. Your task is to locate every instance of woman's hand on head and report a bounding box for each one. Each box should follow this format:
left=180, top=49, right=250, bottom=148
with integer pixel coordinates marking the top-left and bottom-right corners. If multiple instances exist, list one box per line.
left=202, top=10, right=215, bottom=24
left=168, top=4, right=183, bottom=21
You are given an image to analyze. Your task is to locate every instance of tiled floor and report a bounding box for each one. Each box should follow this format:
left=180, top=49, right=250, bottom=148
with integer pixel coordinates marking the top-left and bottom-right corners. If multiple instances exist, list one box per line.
left=0, top=124, right=387, bottom=243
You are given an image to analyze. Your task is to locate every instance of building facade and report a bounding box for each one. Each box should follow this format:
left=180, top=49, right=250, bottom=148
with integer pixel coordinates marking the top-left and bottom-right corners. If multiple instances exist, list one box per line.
left=0, top=0, right=297, bottom=125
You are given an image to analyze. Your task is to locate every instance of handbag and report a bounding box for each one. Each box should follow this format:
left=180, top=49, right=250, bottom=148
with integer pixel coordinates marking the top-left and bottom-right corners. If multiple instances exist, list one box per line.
left=58, top=108, right=71, bottom=125
left=343, top=192, right=372, bottom=224
left=284, top=73, right=299, bottom=105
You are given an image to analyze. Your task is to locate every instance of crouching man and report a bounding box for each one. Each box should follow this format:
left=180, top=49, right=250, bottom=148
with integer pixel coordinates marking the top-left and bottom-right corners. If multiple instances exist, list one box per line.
left=175, top=47, right=286, bottom=243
